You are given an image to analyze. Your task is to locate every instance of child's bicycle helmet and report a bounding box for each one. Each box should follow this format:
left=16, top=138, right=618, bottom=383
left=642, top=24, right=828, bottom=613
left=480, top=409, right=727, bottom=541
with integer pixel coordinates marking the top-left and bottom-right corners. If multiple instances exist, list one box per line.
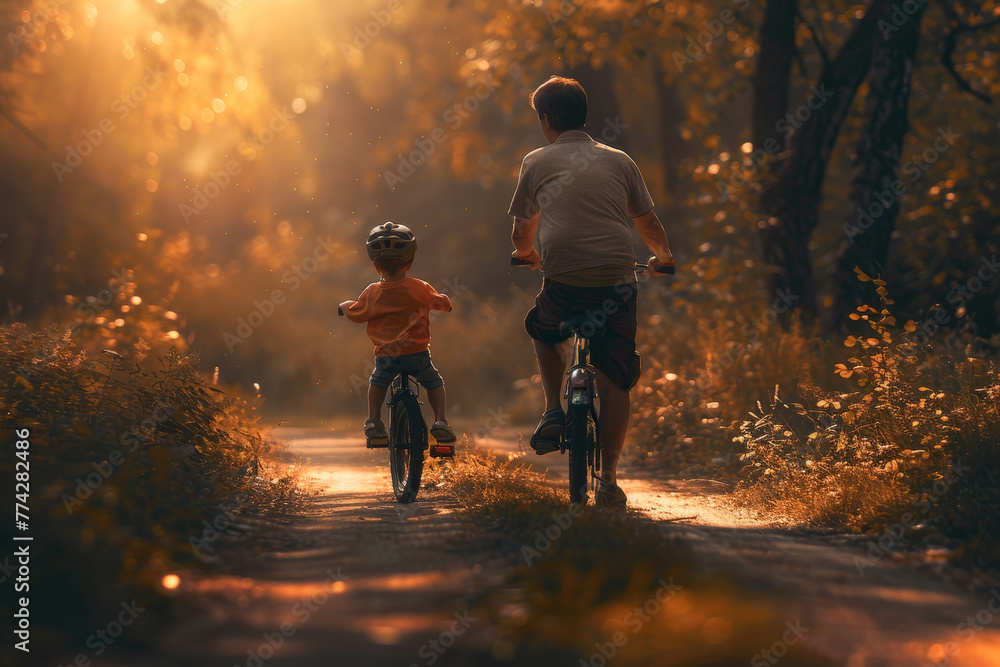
left=366, top=222, right=417, bottom=262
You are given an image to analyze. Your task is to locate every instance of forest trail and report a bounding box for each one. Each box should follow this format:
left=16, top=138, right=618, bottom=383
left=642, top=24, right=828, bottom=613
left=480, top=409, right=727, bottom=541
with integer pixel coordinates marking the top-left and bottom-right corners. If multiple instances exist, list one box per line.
left=98, top=426, right=1000, bottom=667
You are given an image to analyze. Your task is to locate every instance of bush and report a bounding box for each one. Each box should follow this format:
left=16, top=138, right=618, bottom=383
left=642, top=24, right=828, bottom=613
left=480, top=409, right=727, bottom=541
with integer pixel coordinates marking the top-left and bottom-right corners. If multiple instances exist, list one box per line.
left=0, top=324, right=298, bottom=659
left=731, top=273, right=1000, bottom=570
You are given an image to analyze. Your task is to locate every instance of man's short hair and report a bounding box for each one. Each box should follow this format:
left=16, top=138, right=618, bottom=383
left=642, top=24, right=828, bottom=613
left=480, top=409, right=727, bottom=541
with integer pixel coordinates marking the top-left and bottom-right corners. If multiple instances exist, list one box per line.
left=529, top=76, right=587, bottom=132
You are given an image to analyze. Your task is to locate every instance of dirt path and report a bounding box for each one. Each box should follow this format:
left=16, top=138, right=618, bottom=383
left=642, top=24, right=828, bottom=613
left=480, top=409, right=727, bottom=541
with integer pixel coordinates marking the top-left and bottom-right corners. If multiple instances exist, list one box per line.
left=99, top=426, right=1000, bottom=667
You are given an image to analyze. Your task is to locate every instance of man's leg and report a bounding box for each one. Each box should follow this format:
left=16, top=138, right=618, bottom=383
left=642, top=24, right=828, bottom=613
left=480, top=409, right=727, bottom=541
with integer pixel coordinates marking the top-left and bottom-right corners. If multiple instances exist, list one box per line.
left=533, top=338, right=566, bottom=413
left=595, top=368, right=629, bottom=486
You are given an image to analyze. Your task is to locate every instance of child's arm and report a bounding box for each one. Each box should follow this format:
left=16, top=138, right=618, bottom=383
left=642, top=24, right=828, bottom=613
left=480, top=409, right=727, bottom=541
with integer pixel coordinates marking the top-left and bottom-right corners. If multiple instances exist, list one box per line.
left=422, top=283, right=452, bottom=312
left=340, top=285, right=377, bottom=322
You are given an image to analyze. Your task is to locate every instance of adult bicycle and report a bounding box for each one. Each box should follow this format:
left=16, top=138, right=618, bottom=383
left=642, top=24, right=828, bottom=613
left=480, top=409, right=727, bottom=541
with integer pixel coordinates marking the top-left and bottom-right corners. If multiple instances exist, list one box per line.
left=511, top=257, right=674, bottom=504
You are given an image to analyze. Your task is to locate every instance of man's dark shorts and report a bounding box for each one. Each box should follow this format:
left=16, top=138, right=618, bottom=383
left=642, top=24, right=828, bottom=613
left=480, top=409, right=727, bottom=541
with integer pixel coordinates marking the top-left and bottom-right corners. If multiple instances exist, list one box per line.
left=370, top=350, right=444, bottom=389
left=524, top=279, right=640, bottom=391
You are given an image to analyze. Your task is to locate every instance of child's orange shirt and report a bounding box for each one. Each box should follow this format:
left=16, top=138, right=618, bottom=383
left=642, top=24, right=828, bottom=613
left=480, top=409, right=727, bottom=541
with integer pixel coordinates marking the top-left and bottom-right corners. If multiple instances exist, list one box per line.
left=341, top=277, right=452, bottom=357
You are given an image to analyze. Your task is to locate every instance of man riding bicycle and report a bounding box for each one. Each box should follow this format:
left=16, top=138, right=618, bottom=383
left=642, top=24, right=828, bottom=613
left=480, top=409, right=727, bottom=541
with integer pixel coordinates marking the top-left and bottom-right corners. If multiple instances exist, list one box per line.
left=508, top=76, right=675, bottom=510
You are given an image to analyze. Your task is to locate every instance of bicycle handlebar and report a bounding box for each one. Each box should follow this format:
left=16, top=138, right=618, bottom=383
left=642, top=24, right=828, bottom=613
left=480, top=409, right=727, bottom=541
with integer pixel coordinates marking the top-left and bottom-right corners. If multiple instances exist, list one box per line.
left=510, top=256, right=675, bottom=275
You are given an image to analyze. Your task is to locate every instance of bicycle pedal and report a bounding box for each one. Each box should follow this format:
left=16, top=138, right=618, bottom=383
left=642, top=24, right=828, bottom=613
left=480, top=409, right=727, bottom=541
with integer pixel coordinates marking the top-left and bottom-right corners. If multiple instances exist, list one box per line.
left=429, top=444, right=455, bottom=458
left=366, top=437, right=388, bottom=449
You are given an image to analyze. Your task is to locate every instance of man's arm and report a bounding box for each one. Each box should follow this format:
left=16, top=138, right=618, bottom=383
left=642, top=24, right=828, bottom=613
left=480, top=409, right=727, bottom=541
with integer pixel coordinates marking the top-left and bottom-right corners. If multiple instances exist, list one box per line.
left=633, top=209, right=674, bottom=270
left=511, top=211, right=541, bottom=269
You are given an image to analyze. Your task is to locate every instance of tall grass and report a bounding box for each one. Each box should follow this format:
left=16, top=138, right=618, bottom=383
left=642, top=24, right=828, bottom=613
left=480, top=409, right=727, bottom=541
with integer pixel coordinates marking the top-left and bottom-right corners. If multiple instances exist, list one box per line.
left=0, top=324, right=298, bottom=658
left=623, top=267, right=999, bottom=571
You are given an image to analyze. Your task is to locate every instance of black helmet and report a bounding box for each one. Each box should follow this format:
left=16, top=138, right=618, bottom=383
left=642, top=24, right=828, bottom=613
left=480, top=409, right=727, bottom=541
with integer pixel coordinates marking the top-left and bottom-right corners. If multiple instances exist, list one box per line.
left=366, top=222, right=417, bottom=262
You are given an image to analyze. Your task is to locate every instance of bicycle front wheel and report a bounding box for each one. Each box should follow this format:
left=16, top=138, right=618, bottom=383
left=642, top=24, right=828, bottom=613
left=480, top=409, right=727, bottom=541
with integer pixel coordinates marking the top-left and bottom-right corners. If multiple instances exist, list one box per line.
left=389, top=391, right=426, bottom=503
left=568, top=401, right=593, bottom=505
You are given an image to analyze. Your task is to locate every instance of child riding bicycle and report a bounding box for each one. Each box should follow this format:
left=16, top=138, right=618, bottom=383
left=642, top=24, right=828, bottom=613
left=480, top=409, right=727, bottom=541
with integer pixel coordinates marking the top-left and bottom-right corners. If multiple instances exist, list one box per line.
left=339, top=222, right=457, bottom=449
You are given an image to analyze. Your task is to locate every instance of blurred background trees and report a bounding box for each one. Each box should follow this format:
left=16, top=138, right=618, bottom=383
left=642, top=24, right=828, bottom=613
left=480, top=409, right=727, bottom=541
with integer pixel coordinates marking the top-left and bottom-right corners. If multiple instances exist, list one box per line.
left=0, top=0, right=997, bottom=417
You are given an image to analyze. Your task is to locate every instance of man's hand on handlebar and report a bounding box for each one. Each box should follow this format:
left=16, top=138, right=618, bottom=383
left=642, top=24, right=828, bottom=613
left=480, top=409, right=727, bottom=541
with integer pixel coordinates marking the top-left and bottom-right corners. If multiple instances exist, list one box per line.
left=511, top=248, right=541, bottom=270
left=644, top=253, right=675, bottom=276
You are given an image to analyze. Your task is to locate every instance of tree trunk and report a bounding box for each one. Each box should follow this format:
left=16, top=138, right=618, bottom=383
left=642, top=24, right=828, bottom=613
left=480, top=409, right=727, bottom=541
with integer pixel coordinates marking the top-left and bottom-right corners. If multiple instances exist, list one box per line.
left=652, top=55, right=691, bottom=255
left=830, top=6, right=925, bottom=327
left=756, top=0, right=893, bottom=320
left=567, top=61, right=628, bottom=150
left=751, top=0, right=797, bottom=161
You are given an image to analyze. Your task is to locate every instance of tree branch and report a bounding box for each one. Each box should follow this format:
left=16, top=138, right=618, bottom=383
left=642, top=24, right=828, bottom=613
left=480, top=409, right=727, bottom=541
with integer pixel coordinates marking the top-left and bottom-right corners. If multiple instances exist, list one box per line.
left=0, top=105, right=51, bottom=154
left=935, top=0, right=999, bottom=103
left=795, top=5, right=831, bottom=67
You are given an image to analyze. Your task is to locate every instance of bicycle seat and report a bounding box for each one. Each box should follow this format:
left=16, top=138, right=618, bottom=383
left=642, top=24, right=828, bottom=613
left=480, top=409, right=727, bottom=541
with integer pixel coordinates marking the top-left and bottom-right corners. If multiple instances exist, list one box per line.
left=559, top=313, right=605, bottom=339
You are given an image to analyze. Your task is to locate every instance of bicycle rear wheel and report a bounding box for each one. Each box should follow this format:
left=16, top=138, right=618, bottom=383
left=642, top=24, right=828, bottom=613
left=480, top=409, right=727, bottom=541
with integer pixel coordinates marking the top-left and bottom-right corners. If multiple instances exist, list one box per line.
left=389, top=391, right=426, bottom=503
left=568, top=400, right=593, bottom=505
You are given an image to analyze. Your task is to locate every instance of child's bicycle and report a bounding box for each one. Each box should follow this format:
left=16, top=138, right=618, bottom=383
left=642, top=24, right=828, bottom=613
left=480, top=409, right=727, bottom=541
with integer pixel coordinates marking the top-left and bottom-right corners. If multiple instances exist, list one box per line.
left=338, top=309, right=453, bottom=503
left=510, top=256, right=674, bottom=504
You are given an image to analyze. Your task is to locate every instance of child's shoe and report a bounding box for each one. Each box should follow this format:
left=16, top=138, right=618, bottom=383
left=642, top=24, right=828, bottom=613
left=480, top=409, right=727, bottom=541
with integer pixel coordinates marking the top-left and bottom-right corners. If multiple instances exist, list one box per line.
left=429, top=420, right=456, bottom=443
left=364, top=418, right=388, bottom=448
left=429, top=421, right=456, bottom=457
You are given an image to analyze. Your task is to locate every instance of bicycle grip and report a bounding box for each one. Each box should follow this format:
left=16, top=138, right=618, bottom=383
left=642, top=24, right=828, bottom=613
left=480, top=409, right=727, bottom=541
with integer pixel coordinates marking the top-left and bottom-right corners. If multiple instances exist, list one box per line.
left=510, top=256, right=532, bottom=266
left=338, top=307, right=344, bottom=316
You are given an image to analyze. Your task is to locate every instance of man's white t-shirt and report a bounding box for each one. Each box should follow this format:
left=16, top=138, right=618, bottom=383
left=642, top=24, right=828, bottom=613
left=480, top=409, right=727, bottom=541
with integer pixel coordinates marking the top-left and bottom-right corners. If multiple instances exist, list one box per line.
left=508, top=130, right=655, bottom=280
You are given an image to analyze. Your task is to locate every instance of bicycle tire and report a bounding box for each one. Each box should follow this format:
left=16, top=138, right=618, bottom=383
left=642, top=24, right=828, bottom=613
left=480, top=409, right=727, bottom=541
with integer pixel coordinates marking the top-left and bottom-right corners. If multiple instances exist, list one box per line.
left=389, top=390, right=426, bottom=503
left=568, top=400, right=591, bottom=505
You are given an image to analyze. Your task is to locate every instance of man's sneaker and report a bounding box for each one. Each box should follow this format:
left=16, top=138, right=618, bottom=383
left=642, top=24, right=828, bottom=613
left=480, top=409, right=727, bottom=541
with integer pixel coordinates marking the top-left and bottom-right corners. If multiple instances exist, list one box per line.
left=429, top=421, right=457, bottom=443
left=530, top=407, right=565, bottom=454
left=594, top=481, right=627, bottom=511
left=364, top=418, right=388, bottom=448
